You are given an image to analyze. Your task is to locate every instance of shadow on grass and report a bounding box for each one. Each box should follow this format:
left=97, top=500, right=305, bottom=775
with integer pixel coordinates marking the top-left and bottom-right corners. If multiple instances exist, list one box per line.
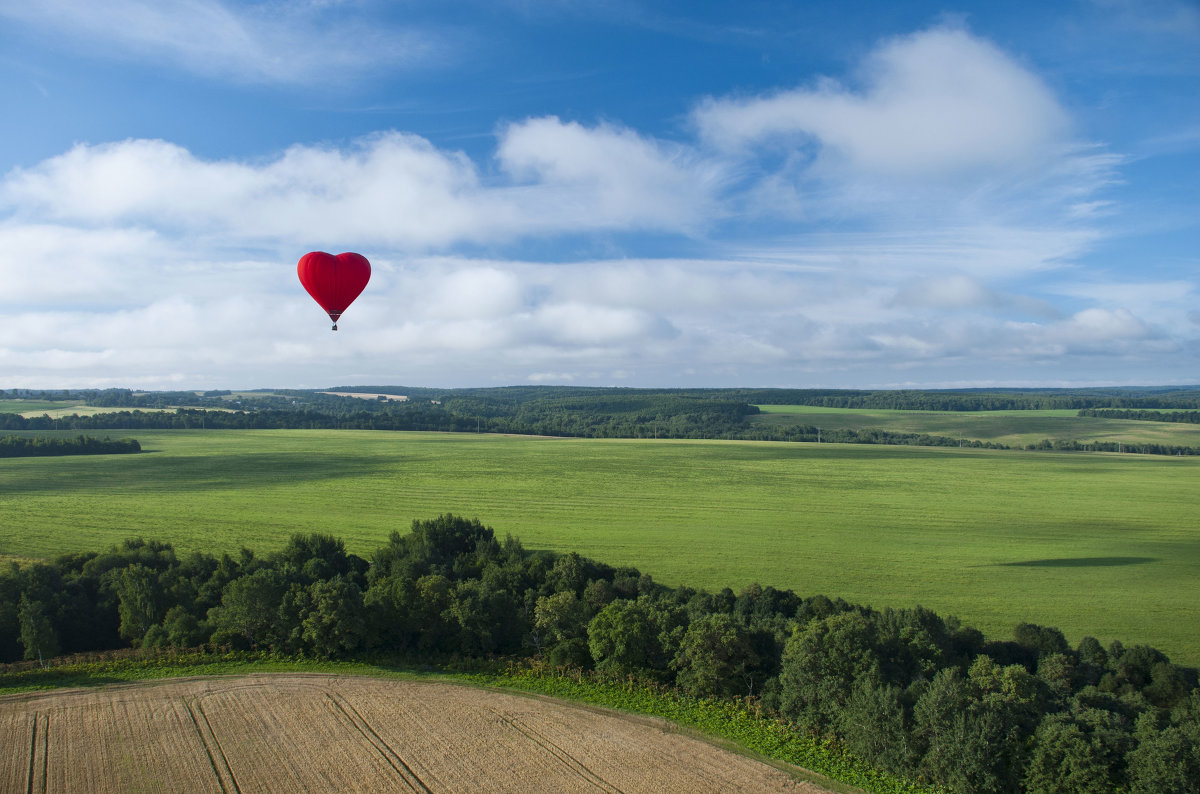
left=0, top=452, right=399, bottom=495
left=997, top=556, right=1157, bottom=567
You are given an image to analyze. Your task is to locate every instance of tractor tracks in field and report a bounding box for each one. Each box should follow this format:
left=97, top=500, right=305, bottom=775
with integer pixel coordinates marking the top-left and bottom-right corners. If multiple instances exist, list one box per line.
left=325, top=692, right=431, bottom=793
left=489, top=708, right=624, bottom=793
left=183, top=697, right=240, bottom=794
left=25, top=711, right=47, bottom=794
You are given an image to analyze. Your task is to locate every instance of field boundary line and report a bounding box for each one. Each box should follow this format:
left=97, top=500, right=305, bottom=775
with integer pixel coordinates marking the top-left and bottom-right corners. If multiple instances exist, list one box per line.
left=325, top=692, right=430, bottom=793
left=489, top=708, right=623, bottom=793
left=184, top=697, right=239, bottom=794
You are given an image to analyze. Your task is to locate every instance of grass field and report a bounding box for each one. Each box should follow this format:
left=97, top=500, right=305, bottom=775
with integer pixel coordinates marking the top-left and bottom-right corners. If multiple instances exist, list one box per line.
left=0, top=400, right=167, bottom=419
left=753, top=405, right=1200, bottom=448
left=1, top=429, right=1198, bottom=664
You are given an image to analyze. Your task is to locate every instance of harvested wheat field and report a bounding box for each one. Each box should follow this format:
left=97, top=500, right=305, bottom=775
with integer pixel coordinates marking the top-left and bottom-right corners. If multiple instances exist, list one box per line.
left=0, top=674, right=831, bottom=793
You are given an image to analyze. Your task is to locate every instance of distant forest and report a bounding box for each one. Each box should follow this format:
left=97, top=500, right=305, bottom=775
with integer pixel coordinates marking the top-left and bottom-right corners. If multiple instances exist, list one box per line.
left=3, top=385, right=1200, bottom=454
left=0, top=434, right=140, bottom=457
left=3, top=516, right=1198, bottom=793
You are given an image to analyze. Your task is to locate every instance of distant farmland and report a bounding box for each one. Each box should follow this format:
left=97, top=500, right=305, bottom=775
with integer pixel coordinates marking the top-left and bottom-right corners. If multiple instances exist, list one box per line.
left=1, top=429, right=1197, bottom=664
left=752, top=404, right=1200, bottom=448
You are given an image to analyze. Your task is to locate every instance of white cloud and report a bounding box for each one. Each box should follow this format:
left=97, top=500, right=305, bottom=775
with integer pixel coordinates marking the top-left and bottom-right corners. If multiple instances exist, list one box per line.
left=694, top=26, right=1070, bottom=179
left=497, top=117, right=725, bottom=232
left=0, top=224, right=166, bottom=306
left=996, top=307, right=1177, bottom=360
left=1, top=123, right=719, bottom=249
left=891, top=274, right=1059, bottom=317
left=529, top=302, right=674, bottom=346
left=0, top=0, right=439, bottom=85
left=1054, top=308, right=1151, bottom=343
left=1, top=135, right=493, bottom=247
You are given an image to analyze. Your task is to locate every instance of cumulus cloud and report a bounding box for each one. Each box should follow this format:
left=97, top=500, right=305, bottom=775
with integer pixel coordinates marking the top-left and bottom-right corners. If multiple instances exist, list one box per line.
left=693, top=26, right=1070, bottom=179
left=1, top=135, right=496, bottom=247
left=1006, top=308, right=1173, bottom=358
left=0, top=0, right=439, bottom=85
left=1048, top=279, right=1200, bottom=342
left=1, top=121, right=719, bottom=249
left=496, top=117, right=725, bottom=232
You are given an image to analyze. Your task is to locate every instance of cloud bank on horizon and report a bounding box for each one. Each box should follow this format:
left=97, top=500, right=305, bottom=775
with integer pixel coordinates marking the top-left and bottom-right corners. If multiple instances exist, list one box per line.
left=0, top=0, right=1196, bottom=389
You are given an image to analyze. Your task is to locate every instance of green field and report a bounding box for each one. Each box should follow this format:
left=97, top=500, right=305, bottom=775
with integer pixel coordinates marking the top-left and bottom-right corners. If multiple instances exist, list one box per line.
left=0, top=400, right=151, bottom=419
left=1, top=429, right=1198, bottom=664
left=753, top=404, right=1200, bottom=448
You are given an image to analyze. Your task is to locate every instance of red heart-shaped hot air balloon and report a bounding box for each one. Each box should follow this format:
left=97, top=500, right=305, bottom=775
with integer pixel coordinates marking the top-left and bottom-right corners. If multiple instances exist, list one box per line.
left=297, top=251, right=371, bottom=331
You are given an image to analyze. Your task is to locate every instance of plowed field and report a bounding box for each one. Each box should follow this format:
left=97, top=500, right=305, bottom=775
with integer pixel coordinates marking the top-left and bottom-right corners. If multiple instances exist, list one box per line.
left=0, top=674, right=827, bottom=793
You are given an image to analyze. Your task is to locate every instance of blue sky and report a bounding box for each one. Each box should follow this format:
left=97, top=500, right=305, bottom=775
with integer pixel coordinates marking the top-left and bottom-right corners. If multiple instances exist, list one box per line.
left=0, top=0, right=1196, bottom=390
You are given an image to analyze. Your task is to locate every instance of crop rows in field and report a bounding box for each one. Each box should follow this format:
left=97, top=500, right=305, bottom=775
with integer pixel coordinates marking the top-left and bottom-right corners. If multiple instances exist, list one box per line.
left=0, top=674, right=818, bottom=793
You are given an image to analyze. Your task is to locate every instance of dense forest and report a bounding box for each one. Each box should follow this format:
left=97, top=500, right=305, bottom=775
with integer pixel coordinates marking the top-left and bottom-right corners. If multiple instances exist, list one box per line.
left=0, top=434, right=140, bottom=457
left=2, top=516, right=1197, bottom=793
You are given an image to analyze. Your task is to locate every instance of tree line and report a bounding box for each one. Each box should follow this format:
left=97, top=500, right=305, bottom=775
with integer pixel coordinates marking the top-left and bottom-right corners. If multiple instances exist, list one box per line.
left=1079, top=409, right=1200, bottom=424
left=738, top=424, right=1010, bottom=449
left=2, top=515, right=1197, bottom=793
left=1023, top=438, right=1200, bottom=456
left=0, top=434, right=140, bottom=457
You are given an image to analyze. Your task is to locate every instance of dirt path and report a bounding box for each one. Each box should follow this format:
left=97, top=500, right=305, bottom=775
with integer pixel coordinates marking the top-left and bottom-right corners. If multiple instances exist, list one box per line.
left=0, top=674, right=837, bottom=793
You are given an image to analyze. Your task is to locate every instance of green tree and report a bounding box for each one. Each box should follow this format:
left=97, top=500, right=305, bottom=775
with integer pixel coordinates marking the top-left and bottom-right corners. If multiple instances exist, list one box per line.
left=207, top=568, right=287, bottom=650
left=281, top=533, right=366, bottom=584
left=445, top=578, right=523, bottom=656
left=581, top=577, right=615, bottom=613
left=587, top=599, right=659, bottom=676
left=777, top=611, right=880, bottom=730
left=111, top=563, right=162, bottom=645
left=0, top=565, right=22, bottom=662
left=1024, top=714, right=1117, bottom=794
left=1037, top=652, right=1076, bottom=702
left=671, top=613, right=755, bottom=697
left=534, top=590, right=589, bottom=655
left=1014, top=622, right=1070, bottom=659
left=1126, top=704, right=1200, bottom=793
left=545, top=552, right=588, bottom=595
left=300, top=576, right=366, bottom=658
left=17, top=596, right=58, bottom=664
left=413, top=574, right=454, bottom=653
left=915, top=658, right=1045, bottom=793
left=142, top=604, right=205, bottom=648
left=363, top=573, right=421, bottom=652
left=840, top=678, right=915, bottom=774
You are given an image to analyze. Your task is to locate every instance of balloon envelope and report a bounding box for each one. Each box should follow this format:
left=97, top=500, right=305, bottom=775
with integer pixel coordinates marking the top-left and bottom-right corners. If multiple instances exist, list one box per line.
left=297, top=251, right=371, bottom=327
